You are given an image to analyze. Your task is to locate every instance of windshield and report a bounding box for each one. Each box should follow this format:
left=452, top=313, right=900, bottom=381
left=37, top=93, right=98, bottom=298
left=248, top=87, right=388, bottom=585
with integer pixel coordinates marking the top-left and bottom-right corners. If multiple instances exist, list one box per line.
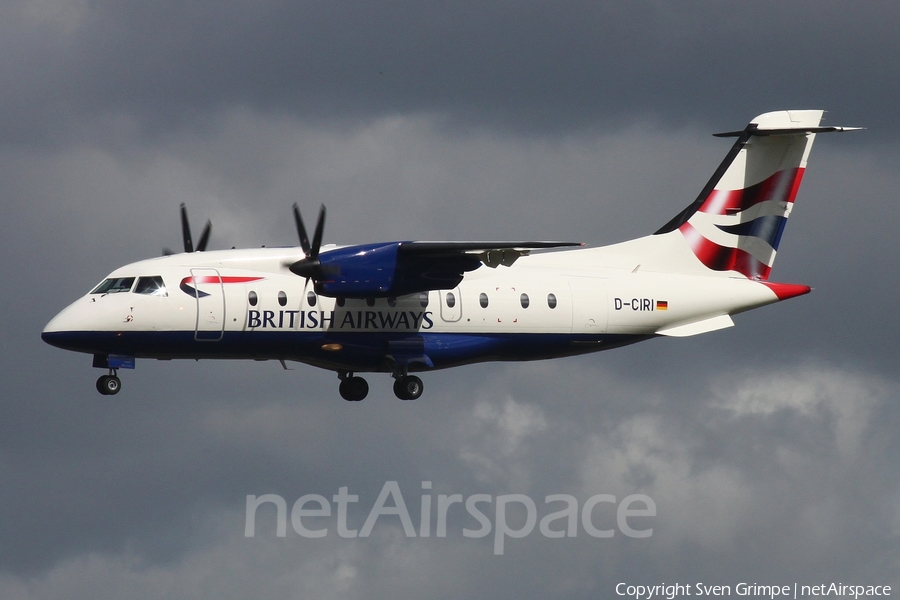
left=134, top=276, right=168, bottom=296
left=90, top=277, right=135, bottom=294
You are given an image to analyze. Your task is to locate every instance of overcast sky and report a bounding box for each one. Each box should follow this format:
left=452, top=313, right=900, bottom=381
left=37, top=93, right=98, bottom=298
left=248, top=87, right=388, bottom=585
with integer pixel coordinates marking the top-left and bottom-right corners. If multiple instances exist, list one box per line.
left=2, top=2, right=899, bottom=598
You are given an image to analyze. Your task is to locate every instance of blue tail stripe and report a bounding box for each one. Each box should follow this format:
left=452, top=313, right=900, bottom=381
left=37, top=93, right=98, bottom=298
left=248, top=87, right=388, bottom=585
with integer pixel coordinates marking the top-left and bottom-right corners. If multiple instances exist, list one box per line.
left=716, top=215, right=788, bottom=250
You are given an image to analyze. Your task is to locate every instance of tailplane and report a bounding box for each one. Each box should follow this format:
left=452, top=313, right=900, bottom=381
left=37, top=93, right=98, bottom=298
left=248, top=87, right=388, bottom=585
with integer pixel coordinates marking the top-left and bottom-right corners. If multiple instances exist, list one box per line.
left=655, top=110, right=858, bottom=280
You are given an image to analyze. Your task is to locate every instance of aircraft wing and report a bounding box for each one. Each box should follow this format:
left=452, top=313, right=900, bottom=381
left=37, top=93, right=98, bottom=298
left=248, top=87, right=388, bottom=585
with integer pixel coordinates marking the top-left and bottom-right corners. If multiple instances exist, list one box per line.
left=294, top=240, right=582, bottom=297
left=398, top=241, right=583, bottom=268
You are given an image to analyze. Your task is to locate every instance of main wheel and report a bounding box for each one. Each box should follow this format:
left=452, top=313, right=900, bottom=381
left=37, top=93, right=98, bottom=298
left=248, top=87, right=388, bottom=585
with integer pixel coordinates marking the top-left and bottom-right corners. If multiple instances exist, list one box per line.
left=96, top=375, right=121, bottom=395
left=393, top=375, right=423, bottom=400
left=339, top=377, right=368, bottom=401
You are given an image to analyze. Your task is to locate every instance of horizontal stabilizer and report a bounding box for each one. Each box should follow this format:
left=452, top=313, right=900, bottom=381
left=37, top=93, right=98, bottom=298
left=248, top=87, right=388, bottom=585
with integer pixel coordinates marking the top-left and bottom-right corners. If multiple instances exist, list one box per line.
left=713, top=126, right=863, bottom=138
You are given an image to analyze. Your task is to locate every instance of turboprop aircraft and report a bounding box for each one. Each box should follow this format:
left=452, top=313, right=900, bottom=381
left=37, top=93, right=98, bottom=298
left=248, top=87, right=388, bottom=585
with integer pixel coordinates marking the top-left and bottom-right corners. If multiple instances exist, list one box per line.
left=42, top=110, right=858, bottom=401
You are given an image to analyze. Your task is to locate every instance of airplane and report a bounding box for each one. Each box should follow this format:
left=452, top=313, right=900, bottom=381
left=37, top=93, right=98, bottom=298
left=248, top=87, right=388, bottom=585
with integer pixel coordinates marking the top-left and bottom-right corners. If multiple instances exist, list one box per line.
left=42, top=110, right=859, bottom=401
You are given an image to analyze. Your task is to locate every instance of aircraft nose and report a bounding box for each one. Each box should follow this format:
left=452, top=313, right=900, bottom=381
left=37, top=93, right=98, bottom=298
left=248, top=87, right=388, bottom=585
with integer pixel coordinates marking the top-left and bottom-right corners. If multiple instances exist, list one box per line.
left=43, top=301, right=76, bottom=333
left=42, top=300, right=91, bottom=352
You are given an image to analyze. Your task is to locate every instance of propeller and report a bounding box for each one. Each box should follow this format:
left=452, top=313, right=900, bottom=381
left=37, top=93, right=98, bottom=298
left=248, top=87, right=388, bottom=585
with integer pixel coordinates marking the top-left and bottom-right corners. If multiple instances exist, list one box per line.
left=163, top=203, right=211, bottom=255
left=289, top=204, right=327, bottom=280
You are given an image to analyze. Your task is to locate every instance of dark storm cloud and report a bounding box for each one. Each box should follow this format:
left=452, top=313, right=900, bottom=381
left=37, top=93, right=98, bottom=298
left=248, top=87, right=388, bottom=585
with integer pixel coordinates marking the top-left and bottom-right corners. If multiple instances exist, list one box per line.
left=3, top=357, right=898, bottom=596
left=3, top=1, right=897, bottom=143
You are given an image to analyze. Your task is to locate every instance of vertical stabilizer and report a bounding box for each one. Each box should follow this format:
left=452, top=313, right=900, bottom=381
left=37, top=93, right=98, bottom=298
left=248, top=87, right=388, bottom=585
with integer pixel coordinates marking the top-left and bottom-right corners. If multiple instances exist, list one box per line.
left=655, top=110, right=846, bottom=280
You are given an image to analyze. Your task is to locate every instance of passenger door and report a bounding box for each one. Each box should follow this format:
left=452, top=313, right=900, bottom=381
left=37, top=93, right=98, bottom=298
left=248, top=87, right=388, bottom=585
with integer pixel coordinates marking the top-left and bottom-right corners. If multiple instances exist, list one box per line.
left=568, top=277, right=607, bottom=333
left=190, top=268, right=225, bottom=341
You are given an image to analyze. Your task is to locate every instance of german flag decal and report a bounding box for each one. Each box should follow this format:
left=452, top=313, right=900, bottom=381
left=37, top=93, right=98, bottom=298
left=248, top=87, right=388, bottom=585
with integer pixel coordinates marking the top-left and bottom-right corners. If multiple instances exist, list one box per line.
left=656, top=300, right=668, bottom=311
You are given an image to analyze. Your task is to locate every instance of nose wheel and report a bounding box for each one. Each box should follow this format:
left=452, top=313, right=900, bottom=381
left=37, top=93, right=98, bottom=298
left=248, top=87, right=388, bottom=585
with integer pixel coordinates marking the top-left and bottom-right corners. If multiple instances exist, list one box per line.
left=96, top=371, right=121, bottom=395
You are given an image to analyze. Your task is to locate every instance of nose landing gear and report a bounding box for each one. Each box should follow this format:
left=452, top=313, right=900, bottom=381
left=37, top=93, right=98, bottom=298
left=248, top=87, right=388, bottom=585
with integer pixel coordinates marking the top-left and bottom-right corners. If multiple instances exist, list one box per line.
left=96, top=370, right=121, bottom=395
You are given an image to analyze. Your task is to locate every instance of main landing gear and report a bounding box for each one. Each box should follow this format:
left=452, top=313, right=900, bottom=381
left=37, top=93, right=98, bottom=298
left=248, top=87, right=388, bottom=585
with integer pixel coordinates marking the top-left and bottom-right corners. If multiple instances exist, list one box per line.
left=338, top=372, right=369, bottom=402
left=393, top=375, right=423, bottom=401
left=96, top=370, right=121, bottom=395
left=336, top=371, right=424, bottom=401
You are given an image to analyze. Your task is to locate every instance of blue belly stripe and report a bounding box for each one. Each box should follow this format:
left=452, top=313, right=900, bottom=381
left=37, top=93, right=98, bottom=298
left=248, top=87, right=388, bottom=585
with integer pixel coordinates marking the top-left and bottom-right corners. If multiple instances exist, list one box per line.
left=42, top=330, right=651, bottom=373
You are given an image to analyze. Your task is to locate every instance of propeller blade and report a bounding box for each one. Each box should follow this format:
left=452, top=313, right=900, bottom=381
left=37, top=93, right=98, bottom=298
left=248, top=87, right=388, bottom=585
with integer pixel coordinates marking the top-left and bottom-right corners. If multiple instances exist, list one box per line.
left=180, top=203, right=194, bottom=253
left=293, top=203, right=311, bottom=256
left=289, top=204, right=327, bottom=280
left=310, top=205, right=326, bottom=258
left=196, top=220, right=212, bottom=252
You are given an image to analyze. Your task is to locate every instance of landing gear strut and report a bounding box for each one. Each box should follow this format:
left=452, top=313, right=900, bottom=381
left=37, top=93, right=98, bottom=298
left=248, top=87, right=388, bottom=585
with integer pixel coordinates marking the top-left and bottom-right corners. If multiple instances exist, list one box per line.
left=393, top=375, right=423, bottom=400
left=96, top=370, right=121, bottom=395
left=338, top=372, right=368, bottom=401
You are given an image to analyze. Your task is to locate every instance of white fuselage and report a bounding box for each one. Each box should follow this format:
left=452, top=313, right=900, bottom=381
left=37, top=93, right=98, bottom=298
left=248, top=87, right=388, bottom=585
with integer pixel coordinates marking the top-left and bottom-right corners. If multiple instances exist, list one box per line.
left=43, top=242, right=783, bottom=373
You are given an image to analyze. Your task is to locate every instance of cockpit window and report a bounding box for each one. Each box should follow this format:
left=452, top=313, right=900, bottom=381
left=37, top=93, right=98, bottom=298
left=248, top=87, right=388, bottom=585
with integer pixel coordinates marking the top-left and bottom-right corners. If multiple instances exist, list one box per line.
left=134, top=276, right=168, bottom=296
left=91, top=277, right=135, bottom=294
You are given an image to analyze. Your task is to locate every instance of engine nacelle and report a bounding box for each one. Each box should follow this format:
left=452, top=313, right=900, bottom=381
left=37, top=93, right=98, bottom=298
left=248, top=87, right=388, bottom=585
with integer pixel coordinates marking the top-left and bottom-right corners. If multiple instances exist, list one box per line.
left=314, top=242, right=399, bottom=297
left=306, top=242, right=480, bottom=298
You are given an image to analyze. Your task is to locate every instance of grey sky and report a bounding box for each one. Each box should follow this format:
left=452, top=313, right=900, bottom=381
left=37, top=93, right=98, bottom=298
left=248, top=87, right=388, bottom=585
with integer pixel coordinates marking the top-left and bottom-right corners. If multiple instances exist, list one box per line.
left=2, top=2, right=898, bottom=598
left=4, top=1, right=899, bottom=141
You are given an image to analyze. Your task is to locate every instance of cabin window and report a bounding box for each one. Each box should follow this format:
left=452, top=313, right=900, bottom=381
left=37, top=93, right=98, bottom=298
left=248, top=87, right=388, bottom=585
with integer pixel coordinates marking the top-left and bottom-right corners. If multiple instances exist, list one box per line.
left=366, top=298, right=376, bottom=307
left=418, top=292, right=429, bottom=308
left=479, top=293, right=489, bottom=308
left=387, top=297, right=397, bottom=308
left=520, top=293, right=529, bottom=309
left=91, top=277, right=135, bottom=294
left=336, top=297, right=345, bottom=307
left=308, top=291, right=318, bottom=307
left=248, top=291, right=258, bottom=306
left=446, top=292, right=456, bottom=308
left=547, top=293, right=557, bottom=309
left=278, top=291, right=288, bottom=307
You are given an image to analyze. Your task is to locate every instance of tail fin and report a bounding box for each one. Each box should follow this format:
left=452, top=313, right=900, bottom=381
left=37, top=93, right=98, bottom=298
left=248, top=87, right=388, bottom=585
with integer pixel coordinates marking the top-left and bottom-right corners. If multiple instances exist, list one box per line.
left=655, top=110, right=855, bottom=280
